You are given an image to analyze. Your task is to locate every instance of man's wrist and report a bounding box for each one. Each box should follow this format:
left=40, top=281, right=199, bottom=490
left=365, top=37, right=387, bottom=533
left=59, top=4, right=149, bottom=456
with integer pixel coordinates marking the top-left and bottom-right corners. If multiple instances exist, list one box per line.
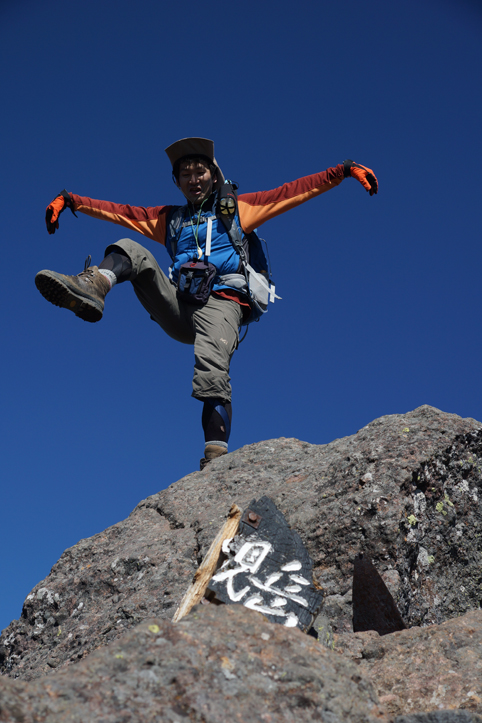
left=343, top=160, right=353, bottom=178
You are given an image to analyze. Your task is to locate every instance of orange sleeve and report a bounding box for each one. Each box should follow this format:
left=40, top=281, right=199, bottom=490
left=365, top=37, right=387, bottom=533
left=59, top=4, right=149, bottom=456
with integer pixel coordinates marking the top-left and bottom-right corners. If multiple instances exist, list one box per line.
left=237, top=164, right=344, bottom=233
left=70, top=194, right=172, bottom=246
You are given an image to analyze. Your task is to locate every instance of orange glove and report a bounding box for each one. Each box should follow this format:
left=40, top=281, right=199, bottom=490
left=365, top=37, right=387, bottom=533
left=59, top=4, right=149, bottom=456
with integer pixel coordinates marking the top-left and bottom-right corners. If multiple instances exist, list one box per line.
left=343, top=160, right=378, bottom=196
left=45, top=190, right=77, bottom=234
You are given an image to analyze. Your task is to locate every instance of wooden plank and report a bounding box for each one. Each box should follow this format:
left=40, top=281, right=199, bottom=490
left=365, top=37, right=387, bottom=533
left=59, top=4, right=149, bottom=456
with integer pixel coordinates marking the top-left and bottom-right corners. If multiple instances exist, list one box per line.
left=172, top=503, right=242, bottom=623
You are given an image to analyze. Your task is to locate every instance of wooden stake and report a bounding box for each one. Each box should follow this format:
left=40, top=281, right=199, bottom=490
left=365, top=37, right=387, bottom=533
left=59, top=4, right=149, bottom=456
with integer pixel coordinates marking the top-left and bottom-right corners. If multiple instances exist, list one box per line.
left=172, top=503, right=242, bottom=623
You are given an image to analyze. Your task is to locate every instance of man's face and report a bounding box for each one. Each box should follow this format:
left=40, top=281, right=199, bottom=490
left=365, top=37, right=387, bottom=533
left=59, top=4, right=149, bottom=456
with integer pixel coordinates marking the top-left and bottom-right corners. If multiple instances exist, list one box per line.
left=177, top=160, right=214, bottom=206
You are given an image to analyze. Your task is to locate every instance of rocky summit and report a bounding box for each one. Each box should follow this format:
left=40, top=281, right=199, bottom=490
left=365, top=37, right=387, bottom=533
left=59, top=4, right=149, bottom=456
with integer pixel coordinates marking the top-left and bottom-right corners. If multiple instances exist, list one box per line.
left=1, top=405, right=482, bottom=722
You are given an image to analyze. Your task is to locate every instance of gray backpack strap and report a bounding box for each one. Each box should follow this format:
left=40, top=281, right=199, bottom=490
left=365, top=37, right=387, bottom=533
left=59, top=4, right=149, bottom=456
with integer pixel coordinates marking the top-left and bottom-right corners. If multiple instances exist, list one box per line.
left=166, top=205, right=186, bottom=260
left=218, top=213, right=247, bottom=265
left=216, top=189, right=281, bottom=317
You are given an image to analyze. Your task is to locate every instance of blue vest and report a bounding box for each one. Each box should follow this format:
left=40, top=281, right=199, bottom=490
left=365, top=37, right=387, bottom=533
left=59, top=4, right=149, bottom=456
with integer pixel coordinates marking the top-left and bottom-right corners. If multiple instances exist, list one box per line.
left=165, top=202, right=245, bottom=295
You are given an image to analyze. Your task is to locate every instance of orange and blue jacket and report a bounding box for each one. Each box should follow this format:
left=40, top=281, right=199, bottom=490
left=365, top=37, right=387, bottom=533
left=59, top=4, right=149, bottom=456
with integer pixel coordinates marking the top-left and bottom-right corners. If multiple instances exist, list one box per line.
left=70, top=163, right=345, bottom=304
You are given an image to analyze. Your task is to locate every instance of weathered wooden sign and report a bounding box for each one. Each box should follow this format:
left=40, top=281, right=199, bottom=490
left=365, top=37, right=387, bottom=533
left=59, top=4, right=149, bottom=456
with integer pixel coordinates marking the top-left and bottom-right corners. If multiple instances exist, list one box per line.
left=173, top=496, right=325, bottom=633
left=206, top=497, right=324, bottom=632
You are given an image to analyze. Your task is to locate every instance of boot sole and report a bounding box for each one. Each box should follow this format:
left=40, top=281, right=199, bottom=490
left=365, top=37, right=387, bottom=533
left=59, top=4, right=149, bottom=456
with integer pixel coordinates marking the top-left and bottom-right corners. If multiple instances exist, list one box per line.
left=35, top=270, right=104, bottom=323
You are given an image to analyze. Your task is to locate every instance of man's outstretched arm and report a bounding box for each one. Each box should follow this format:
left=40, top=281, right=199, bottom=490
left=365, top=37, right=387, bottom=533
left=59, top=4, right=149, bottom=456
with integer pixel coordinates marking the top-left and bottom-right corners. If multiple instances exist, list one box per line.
left=45, top=190, right=171, bottom=246
left=238, top=161, right=378, bottom=233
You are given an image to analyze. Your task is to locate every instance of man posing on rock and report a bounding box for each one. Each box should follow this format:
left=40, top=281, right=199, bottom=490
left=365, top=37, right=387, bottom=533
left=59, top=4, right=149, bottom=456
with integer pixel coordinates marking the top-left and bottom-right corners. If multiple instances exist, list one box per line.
left=36, top=137, right=378, bottom=469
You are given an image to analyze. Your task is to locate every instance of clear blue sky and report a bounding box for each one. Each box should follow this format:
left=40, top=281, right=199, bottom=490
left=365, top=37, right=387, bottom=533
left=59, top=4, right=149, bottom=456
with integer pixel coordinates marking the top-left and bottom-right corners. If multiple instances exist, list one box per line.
left=1, top=0, right=481, bottom=634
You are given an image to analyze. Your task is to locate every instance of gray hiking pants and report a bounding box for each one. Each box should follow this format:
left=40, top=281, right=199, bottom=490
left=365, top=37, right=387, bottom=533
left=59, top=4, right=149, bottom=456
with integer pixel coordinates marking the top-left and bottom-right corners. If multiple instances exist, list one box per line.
left=106, top=238, right=242, bottom=403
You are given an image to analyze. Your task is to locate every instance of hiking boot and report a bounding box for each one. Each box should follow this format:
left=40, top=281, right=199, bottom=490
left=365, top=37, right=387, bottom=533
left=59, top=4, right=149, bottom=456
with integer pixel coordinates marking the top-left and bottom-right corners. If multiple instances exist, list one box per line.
left=35, top=256, right=111, bottom=323
left=200, top=444, right=228, bottom=470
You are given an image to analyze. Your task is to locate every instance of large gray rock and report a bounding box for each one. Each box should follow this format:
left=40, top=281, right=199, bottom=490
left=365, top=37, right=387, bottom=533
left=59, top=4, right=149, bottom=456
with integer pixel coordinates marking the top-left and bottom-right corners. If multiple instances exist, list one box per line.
left=1, top=404, right=482, bottom=698
left=0, top=604, right=383, bottom=723
left=336, top=608, right=482, bottom=717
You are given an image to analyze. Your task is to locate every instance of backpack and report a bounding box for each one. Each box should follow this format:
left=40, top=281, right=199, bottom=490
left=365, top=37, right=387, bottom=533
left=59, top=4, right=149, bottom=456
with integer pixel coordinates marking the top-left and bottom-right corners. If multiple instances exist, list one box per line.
left=166, top=181, right=280, bottom=325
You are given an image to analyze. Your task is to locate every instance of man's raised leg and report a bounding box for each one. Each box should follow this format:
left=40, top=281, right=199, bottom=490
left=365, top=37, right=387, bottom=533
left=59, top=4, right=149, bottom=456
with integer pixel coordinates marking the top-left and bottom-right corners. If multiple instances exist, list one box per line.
left=35, top=238, right=194, bottom=344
